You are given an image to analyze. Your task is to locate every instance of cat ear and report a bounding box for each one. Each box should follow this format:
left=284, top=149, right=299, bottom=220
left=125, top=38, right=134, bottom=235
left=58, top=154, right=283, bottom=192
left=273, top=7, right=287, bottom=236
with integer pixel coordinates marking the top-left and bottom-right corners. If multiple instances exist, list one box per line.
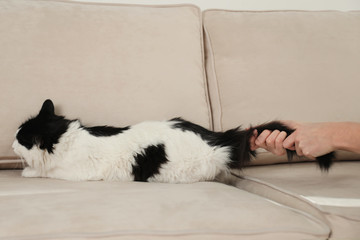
left=39, top=99, right=55, bottom=116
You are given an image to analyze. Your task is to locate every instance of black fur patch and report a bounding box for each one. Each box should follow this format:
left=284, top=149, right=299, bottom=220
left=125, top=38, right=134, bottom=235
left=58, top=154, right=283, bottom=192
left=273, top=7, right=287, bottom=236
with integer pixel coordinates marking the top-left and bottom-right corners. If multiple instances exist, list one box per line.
left=132, top=144, right=168, bottom=182
left=171, top=117, right=250, bottom=168
left=16, top=99, right=71, bottom=153
left=171, top=118, right=217, bottom=144
left=17, top=115, right=71, bottom=153
left=84, top=126, right=129, bottom=137
left=314, top=152, right=335, bottom=171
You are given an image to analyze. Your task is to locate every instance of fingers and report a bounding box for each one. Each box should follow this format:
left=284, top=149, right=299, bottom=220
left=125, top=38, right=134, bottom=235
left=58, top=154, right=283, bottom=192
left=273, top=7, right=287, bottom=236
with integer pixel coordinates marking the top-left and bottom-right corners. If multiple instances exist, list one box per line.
left=249, top=129, right=258, bottom=151
left=283, top=132, right=296, bottom=151
left=295, top=140, right=303, bottom=156
left=254, top=130, right=287, bottom=156
left=296, top=143, right=315, bottom=159
left=283, top=131, right=313, bottom=158
left=275, top=131, right=287, bottom=155
left=265, top=130, right=287, bottom=156
left=265, top=130, right=280, bottom=152
left=254, top=130, right=272, bottom=148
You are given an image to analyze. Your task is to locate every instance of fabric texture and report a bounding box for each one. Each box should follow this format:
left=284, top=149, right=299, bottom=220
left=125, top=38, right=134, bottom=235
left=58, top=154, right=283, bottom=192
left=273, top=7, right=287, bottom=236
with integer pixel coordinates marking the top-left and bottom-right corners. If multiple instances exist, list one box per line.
left=0, top=170, right=329, bottom=240
left=0, top=158, right=24, bottom=169
left=0, top=0, right=211, bottom=158
left=203, top=10, right=360, bottom=163
left=235, top=162, right=360, bottom=239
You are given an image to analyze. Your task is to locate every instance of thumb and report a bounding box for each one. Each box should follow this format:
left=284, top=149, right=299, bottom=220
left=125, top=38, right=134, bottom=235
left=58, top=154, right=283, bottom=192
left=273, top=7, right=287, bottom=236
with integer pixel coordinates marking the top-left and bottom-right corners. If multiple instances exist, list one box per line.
left=249, top=129, right=259, bottom=151
left=283, top=132, right=296, bottom=150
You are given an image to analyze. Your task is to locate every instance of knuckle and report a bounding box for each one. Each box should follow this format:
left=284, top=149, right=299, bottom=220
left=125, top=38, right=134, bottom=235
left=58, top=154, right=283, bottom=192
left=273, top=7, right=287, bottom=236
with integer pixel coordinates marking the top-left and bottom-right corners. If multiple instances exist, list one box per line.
left=273, top=130, right=280, bottom=134
left=280, top=131, right=287, bottom=138
left=263, top=130, right=271, bottom=135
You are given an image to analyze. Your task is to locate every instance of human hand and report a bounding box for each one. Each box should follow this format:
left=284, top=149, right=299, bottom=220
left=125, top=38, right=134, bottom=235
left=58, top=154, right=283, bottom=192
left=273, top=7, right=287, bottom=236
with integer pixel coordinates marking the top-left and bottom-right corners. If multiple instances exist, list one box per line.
left=249, top=128, right=288, bottom=156
left=282, top=121, right=337, bottom=159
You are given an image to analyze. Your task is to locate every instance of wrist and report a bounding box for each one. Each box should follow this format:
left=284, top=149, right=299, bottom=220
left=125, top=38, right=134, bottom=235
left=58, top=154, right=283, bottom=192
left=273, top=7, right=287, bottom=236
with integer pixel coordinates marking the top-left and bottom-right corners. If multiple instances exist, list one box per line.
left=332, top=122, right=356, bottom=152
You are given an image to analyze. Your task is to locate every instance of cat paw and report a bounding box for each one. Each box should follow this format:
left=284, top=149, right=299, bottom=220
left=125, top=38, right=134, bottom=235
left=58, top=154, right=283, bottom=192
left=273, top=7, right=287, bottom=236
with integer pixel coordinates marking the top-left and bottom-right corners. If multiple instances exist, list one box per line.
left=22, top=167, right=41, bottom=178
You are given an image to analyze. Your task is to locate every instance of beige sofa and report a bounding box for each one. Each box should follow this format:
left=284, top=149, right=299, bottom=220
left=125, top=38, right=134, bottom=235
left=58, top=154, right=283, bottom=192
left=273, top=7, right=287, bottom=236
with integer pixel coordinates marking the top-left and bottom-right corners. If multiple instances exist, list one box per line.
left=1, top=1, right=359, bottom=239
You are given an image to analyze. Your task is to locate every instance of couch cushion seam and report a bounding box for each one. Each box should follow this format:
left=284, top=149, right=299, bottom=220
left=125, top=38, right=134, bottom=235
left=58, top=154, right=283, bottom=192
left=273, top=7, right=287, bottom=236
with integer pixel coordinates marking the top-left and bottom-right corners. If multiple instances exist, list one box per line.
left=202, top=16, right=224, bottom=131
left=198, top=9, right=214, bottom=130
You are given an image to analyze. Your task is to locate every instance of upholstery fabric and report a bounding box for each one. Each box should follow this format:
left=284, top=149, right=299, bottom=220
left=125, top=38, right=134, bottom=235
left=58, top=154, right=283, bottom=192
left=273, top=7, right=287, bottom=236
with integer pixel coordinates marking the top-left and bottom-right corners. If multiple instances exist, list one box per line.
left=0, top=170, right=329, bottom=240
left=0, top=0, right=211, bottom=158
left=0, top=158, right=23, bottom=170
left=1, top=2, right=359, bottom=239
left=203, top=10, right=360, bottom=163
left=204, top=10, right=360, bottom=130
left=235, top=162, right=360, bottom=239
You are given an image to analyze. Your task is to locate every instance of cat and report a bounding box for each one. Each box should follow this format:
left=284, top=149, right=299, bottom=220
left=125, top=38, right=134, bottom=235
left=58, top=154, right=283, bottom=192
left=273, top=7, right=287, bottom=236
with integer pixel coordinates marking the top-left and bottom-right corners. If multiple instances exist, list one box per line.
left=12, top=99, right=334, bottom=183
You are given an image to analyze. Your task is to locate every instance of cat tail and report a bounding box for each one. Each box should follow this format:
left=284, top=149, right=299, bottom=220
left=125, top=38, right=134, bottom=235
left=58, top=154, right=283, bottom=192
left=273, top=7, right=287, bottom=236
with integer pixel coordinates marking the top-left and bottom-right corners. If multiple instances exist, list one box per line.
left=225, top=121, right=334, bottom=171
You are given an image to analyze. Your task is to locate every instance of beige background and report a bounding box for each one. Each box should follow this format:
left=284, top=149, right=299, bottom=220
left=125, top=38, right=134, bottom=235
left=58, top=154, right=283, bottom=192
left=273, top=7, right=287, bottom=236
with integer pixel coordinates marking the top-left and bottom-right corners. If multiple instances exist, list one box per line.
left=76, top=0, right=360, bottom=11
left=204, top=10, right=360, bottom=131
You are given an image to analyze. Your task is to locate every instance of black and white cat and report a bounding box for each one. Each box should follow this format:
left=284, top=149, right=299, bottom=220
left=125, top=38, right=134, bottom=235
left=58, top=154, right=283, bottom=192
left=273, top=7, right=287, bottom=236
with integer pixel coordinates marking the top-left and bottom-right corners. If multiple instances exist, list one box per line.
left=12, top=100, right=334, bottom=183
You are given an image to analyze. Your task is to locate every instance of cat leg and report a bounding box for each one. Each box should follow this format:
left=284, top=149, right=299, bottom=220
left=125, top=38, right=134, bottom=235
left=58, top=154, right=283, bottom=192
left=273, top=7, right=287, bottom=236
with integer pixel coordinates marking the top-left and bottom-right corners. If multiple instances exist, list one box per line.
left=22, top=167, right=42, bottom=178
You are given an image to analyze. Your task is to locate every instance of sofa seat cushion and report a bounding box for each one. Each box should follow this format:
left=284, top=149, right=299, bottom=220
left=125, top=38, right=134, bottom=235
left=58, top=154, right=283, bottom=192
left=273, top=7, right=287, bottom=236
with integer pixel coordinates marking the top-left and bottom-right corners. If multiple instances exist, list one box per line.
left=0, top=0, right=211, bottom=160
left=235, top=161, right=360, bottom=239
left=0, top=170, right=329, bottom=240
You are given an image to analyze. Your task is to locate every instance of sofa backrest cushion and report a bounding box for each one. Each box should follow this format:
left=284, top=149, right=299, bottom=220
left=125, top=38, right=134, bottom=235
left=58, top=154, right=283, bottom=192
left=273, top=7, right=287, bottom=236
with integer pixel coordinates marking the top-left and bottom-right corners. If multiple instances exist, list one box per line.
left=0, top=0, right=211, bottom=158
left=203, top=10, right=360, bottom=164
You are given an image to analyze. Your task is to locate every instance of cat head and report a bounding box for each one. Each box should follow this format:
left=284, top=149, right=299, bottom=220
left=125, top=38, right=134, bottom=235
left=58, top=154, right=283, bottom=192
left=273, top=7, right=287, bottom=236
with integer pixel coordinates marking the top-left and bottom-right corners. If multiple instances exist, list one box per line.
left=12, top=99, right=70, bottom=161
